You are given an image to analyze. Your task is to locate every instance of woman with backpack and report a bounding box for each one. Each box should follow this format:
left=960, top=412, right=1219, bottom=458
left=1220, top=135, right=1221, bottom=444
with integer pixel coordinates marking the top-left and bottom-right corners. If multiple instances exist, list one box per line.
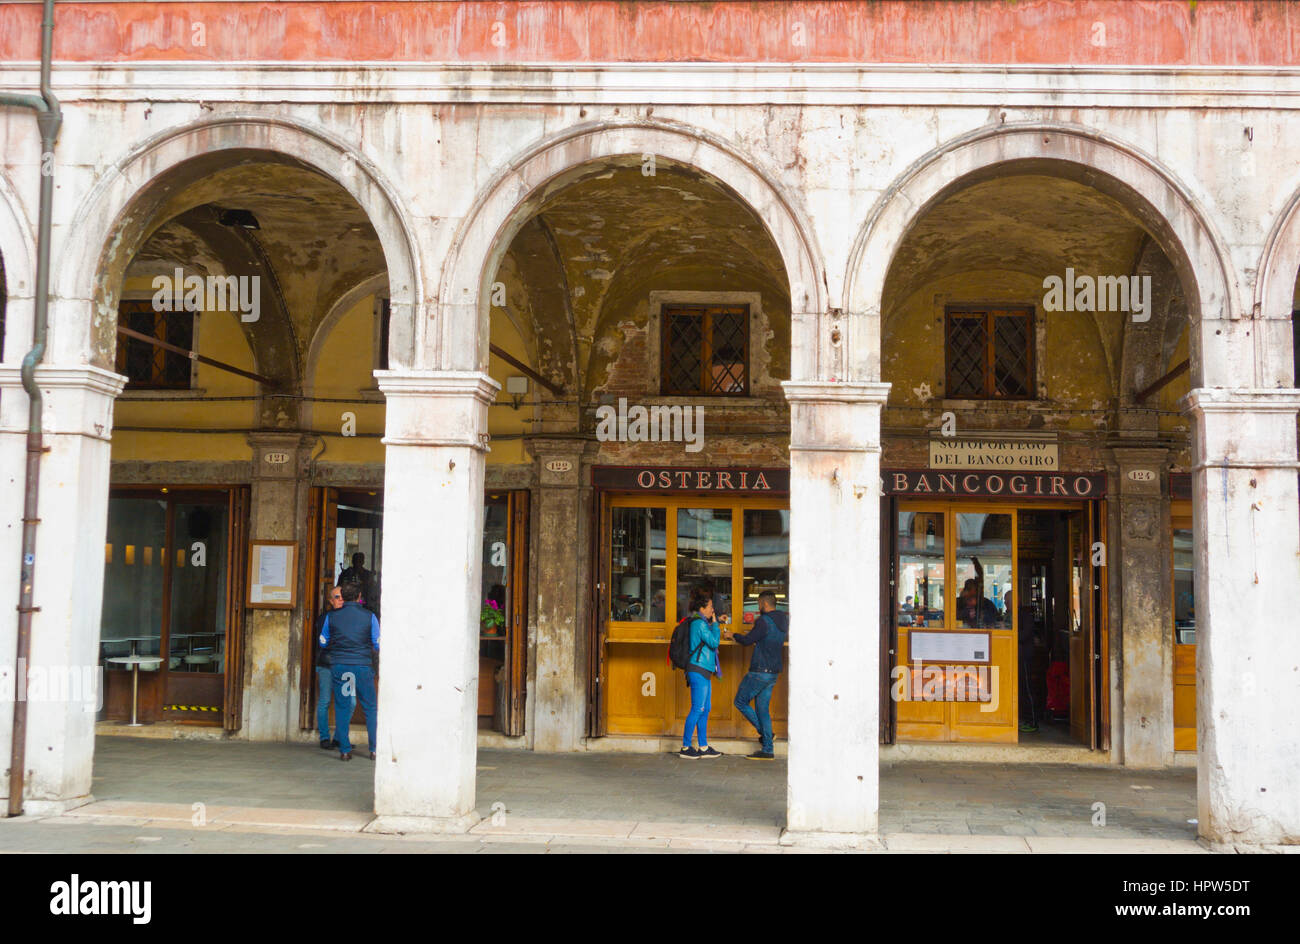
left=680, top=585, right=724, bottom=759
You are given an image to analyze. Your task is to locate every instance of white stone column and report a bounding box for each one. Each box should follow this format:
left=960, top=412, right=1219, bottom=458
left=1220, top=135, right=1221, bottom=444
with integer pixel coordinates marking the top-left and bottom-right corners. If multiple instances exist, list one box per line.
left=0, top=365, right=126, bottom=814
left=1184, top=388, right=1300, bottom=848
left=368, top=370, right=498, bottom=833
left=782, top=380, right=890, bottom=846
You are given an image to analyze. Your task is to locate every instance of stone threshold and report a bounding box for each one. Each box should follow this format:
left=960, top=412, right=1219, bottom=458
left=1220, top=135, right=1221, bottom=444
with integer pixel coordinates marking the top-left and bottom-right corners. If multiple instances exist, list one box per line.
left=94, top=722, right=529, bottom=749
left=46, top=801, right=1209, bottom=853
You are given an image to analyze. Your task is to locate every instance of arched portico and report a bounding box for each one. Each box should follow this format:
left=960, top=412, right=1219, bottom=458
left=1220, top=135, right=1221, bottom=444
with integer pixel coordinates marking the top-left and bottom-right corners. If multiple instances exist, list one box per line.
left=437, top=118, right=826, bottom=375
left=839, top=124, right=1300, bottom=848
left=50, top=115, right=422, bottom=372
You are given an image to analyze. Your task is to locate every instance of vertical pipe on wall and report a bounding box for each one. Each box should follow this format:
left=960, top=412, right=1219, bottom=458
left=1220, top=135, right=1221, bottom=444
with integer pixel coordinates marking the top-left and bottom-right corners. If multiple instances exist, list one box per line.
left=2, top=0, right=61, bottom=817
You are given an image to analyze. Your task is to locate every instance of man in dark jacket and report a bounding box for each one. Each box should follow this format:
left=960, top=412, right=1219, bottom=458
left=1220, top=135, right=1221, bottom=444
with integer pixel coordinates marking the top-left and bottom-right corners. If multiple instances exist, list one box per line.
left=730, top=590, right=789, bottom=760
left=314, top=585, right=344, bottom=749
left=319, top=580, right=380, bottom=761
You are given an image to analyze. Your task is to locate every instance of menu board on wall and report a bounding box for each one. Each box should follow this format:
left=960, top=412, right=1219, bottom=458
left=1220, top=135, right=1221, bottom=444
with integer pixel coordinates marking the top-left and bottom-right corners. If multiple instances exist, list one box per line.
left=248, top=540, right=298, bottom=609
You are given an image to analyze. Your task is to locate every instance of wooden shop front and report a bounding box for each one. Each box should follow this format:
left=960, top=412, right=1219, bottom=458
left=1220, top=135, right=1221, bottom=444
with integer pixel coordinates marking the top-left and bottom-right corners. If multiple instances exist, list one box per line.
left=590, top=466, right=790, bottom=740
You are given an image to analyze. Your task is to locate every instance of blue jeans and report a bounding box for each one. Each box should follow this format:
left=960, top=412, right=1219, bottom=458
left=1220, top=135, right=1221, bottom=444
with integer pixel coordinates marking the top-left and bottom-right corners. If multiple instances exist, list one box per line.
left=331, top=664, right=377, bottom=755
left=734, top=671, right=778, bottom=753
left=315, top=667, right=334, bottom=742
left=683, top=671, right=712, bottom=748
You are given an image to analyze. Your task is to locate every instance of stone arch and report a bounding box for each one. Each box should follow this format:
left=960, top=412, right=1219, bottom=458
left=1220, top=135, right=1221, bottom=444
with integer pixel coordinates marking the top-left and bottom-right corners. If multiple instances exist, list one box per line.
left=846, top=123, right=1235, bottom=387
left=0, top=170, right=35, bottom=359
left=303, top=272, right=390, bottom=429
left=1253, top=183, right=1300, bottom=387
left=49, top=114, right=421, bottom=373
left=438, top=118, right=826, bottom=373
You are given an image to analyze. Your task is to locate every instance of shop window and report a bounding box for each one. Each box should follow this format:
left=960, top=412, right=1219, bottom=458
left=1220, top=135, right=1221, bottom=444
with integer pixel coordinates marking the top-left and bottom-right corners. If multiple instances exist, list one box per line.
left=101, top=494, right=230, bottom=674
left=611, top=507, right=667, bottom=621
left=945, top=306, right=1033, bottom=399
left=897, top=511, right=945, bottom=627
left=675, top=507, right=733, bottom=622
left=1172, top=526, right=1195, bottom=645
left=742, top=508, right=789, bottom=623
left=116, top=299, right=195, bottom=390
left=661, top=304, right=749, bottom=396
left=954, top=512, right=1012, bottom=629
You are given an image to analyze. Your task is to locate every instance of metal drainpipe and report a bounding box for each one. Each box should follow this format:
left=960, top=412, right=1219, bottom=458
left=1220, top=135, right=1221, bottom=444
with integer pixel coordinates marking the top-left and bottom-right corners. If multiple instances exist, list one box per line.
left=1, top=0, right=61, bottom=818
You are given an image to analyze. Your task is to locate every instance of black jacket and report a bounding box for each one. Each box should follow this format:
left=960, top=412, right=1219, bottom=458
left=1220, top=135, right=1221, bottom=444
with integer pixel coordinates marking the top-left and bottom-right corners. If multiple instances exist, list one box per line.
left=733, top=610, right=788, bottom=674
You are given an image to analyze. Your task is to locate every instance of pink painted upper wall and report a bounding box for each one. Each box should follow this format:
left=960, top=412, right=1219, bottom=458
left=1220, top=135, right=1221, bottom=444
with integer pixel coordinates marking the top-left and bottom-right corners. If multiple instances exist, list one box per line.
left=0, top=1, right=1296, bottom=66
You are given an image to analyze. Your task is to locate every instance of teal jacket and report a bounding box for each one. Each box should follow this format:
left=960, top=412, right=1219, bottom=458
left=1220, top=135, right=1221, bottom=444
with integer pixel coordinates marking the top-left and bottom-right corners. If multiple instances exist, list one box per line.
left=686, top=615, right=721, bottom=677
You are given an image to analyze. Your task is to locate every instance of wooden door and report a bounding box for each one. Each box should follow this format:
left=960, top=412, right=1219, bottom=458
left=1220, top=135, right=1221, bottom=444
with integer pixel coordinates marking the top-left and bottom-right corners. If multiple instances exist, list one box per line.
left=1067, top=510, right=1095, bottom=746
left=1171, top=501, right=1195, bottom=750
left=588, top=490, right=611, bottom=736
left=505, top=490, right=530, bottom=736
left=880, top=495, right=898, bottom=744
left=300, top=486, right=339, bottom=729
left=223, top=487, right=249, bottom=731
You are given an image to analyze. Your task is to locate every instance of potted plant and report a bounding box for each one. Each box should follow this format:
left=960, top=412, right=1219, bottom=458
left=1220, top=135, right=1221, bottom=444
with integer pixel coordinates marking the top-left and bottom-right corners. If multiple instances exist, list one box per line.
left=480, top=598, right=506, bottom=637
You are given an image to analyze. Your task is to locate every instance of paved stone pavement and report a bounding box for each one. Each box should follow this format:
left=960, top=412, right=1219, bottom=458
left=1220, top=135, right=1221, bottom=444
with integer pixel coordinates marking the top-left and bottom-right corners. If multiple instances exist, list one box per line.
left=0, top=737, right=1204, bottom=853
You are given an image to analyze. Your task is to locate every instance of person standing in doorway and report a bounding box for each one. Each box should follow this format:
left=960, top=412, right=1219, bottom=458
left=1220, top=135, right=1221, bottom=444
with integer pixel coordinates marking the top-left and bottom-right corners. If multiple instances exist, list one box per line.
left=730, top=590, right=788, bottom=760
left=320, top=580, right=380, bottom=761
left=339, top=553, right=374, bottom=607
left=680, top=585, right=723, bottom=759
left=314, top=585, right=344, bottom=749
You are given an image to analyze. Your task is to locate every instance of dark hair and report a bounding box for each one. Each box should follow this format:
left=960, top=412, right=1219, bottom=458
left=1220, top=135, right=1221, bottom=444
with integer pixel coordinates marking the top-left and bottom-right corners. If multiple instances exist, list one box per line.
left=758, top=590, right=778, bottom=609
left=688, top=585, right=713, bottom=614
left=339, top=580, right=362, bottom=603
left=351, top=553, right=365, bottom=567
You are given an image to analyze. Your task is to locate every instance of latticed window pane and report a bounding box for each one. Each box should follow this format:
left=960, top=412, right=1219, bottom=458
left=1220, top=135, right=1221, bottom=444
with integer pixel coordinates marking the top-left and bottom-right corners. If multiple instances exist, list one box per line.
left=663, top=304, right=749, bottom=396
left=116, top=301, right=193, bottom=390
left=993, top=314, right=1030, bottom=396
left=946, top=315, right=987, bottom=398
left=665, top=310, right=704, bottom=394
left=709, top=307, right=747, bottom=394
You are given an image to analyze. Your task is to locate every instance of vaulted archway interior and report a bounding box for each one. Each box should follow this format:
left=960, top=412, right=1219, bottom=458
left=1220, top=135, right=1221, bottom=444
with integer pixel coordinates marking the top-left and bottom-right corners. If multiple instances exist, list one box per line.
left=485, top=154, right=792, bottom=453
left=880, top=170, right=1193, bottom=458
left=108, top=153, right=390, bottom=463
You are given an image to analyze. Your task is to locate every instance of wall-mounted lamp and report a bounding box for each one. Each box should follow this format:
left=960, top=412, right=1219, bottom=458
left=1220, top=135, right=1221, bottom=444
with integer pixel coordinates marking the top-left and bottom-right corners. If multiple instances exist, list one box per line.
left=506, top=375, right=529, bottom=410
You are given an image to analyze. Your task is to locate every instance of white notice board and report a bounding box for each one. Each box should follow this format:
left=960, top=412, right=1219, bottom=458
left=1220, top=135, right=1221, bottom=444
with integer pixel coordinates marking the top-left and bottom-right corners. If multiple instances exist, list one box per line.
left=909, top=631, right=991, bottom=664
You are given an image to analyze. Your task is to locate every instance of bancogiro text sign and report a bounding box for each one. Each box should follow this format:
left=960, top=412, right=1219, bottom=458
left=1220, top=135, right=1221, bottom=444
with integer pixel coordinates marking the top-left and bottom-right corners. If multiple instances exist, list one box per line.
left=885, top=469, right=1106, bottom=499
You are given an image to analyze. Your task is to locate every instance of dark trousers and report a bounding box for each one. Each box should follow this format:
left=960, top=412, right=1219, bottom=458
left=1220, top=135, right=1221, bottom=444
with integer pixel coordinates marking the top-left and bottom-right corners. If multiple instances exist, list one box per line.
left=734, top=671, right=778, bottom=752
left=331, top=664, right=377, bottom=754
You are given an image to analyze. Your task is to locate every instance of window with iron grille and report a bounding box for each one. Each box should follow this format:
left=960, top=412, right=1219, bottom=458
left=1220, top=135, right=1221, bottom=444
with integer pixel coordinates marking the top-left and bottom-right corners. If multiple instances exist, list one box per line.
left=115, top=299, right=195, bottom=390
left=661, top=304, right=749, bottom=396
left=945, top=306, right=1034, bottom=399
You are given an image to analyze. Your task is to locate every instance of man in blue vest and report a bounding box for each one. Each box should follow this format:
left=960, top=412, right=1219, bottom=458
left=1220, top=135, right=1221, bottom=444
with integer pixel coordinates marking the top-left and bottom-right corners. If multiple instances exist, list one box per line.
left=319, top=580, right=380, bottom=761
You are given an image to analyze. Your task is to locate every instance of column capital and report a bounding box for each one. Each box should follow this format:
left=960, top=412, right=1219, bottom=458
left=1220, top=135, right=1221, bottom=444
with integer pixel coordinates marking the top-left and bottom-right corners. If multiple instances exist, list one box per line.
left=782, top=380, right=891, bottom=405
left=783, top=381, right=891, bottom=453
left=376, top=369, right=499, bottom=450
left=1182, top=387, right=1300, bottom=417
left=0, top=364, right=127, bottom=442
left=375, top=369, right=500, bottom=403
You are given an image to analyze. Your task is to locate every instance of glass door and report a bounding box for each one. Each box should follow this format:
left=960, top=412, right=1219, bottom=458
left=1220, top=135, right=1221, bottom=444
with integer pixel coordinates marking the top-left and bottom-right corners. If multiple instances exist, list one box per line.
left=895, top=502, right=1018, bottom=742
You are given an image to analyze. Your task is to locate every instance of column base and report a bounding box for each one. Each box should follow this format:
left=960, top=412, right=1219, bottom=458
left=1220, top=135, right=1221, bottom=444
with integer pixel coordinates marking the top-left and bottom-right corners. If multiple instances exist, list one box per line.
left=364, top=811, right=482, bottom=835
left=11, top=794, right=96, bottom=817
left=779, top=829, right=883, bottom=851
